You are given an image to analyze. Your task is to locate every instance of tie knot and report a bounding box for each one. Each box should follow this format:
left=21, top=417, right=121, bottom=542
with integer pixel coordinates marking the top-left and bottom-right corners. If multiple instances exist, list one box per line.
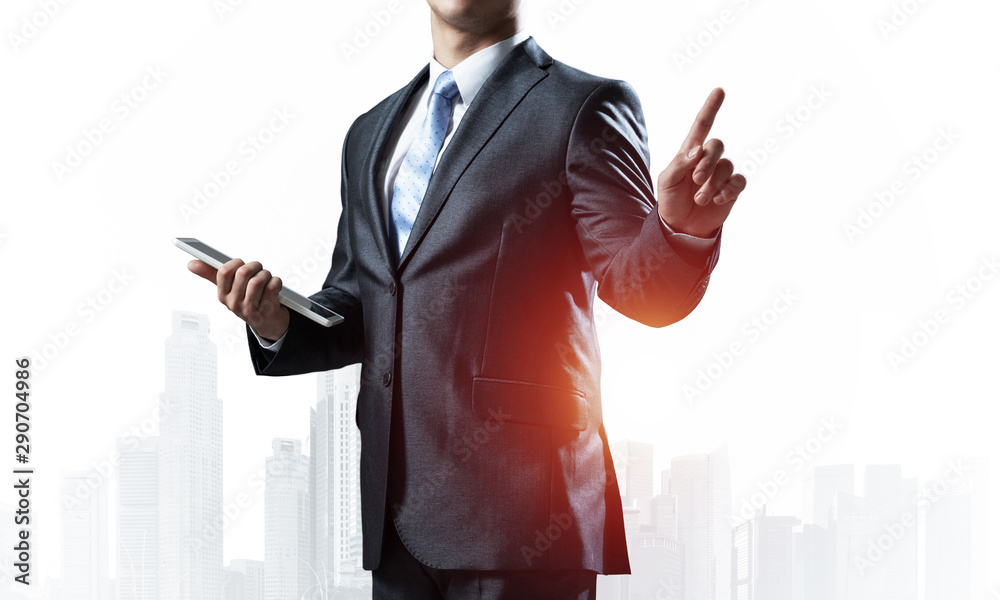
left=432, top=70, right=460, bottom=102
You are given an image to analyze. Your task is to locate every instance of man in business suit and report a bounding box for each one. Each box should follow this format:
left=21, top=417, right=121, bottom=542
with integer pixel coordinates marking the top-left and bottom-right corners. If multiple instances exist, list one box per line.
left=189, top=0, right=746, bottom=597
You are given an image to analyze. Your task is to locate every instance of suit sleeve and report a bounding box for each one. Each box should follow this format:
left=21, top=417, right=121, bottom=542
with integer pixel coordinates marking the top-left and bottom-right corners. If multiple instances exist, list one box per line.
left=246, top=120, right=366, bottom=375
left=567, top=79, right=722, bottom=328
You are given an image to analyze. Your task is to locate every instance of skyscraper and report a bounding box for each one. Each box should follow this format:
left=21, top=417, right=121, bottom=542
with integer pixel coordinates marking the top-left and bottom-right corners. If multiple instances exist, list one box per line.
left=731, top=506, right=798, bottom=600
left=924, top=457, right=989, bottom=600
left=863, top=466, right=918, bottom=600
left=224, top=559, right=264, bottom=600
left=802, top=464, right=854, bottom=529
left=158, top=311, right=223, bottom=599
left=792, top=523, right=834, bottom=600
left=827, top=466, right=918, bottom=600
left=601, top=453, right=685, bottom=600
left=925, top=486, right=972, bottom=600
left=650, top=493, right=679, bottom=539
left=668, top=444, right=732, bottom=600
left=311, top=365, right=365, bottom=589
left=624, top=533, right=686, bottom=600
left=265, top=438, right=311, bottom=600
left=61, top=473, right=110, bottom=599
left=117, top=436, right=158, bottom=600
left=611, top=440, right=655, bottom=523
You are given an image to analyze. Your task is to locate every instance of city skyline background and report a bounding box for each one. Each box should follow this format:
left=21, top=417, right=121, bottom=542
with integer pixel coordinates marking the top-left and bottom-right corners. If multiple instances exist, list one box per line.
left=3, top=310, right=991, bottom=599
left=16, top=306, right=996, bottom=587
left=3, top=0, right=998, bottom=596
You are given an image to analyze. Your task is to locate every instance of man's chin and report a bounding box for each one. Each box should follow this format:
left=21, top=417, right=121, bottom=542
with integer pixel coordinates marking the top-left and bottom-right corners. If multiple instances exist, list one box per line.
left=430, top=1, right=516, bottom=32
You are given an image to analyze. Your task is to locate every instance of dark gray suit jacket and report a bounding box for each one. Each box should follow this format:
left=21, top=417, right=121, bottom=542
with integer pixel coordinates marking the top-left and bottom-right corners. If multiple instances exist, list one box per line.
left=247, top=36, right=721, bottom=574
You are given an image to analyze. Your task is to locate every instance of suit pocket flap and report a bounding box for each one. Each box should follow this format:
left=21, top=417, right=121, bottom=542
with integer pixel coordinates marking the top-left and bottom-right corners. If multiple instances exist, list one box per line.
left=472, top=377, right=588, bottom=431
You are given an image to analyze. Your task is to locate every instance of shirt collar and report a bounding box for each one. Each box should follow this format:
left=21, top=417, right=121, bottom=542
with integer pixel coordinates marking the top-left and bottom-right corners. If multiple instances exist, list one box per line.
left=427, top=30, right=530, bottom=107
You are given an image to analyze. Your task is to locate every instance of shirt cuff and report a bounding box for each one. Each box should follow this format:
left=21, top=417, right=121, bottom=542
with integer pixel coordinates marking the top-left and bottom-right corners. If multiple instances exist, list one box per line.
left=250, top=326, right=286, bottom=353
left=658, top=213, right=720, bottom=253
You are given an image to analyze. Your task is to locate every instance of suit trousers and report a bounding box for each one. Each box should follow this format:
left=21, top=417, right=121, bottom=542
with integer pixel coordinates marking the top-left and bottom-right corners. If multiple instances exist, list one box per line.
left=372, top=510, right=598, bottom=600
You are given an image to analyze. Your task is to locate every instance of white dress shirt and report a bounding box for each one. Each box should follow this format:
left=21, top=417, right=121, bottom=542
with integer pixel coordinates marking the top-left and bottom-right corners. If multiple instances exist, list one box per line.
left=253, top=31, right=718, bottom=350
left=379, top=30, right=532, bottom=242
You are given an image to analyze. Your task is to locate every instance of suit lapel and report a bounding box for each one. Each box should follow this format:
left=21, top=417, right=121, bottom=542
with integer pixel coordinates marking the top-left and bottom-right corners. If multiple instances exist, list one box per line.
left=362, top=65, right=429, bottom=273
left=396, top=37, right=552, bottom=271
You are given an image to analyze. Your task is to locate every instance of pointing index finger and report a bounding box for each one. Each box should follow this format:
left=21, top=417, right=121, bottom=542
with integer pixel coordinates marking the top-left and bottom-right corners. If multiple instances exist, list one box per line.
left=680, top=87, right=725, bottom=153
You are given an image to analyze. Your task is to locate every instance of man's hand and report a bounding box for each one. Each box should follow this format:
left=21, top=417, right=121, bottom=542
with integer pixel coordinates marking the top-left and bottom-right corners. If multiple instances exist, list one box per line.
left=188, top=258, right=290, bottom=342
left=657, top=87, right=747, bottom=238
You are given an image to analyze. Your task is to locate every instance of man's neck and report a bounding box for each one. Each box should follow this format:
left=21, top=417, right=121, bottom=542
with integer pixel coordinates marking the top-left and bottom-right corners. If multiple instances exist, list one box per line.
left=429, top=15, right=520, bottom=69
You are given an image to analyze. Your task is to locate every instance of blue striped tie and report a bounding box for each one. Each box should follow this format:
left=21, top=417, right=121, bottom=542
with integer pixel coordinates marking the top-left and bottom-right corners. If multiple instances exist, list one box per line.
left=391, top=70, right=460, bottom=257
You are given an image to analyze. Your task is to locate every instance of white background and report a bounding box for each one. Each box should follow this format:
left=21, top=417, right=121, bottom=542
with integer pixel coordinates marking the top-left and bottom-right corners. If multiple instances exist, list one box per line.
left=2, top=0, right=998, bottom=593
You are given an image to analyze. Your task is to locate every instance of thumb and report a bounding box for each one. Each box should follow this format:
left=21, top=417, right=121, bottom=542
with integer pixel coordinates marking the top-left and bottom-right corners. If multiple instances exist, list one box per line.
left=658, top=144, right=704, bottom=190
left=188, top=259, right=219, bottom=284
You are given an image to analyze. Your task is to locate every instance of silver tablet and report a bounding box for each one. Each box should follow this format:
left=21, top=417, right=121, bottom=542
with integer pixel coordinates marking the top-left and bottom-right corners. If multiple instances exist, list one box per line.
left=174, top=237, right=344, bottom=328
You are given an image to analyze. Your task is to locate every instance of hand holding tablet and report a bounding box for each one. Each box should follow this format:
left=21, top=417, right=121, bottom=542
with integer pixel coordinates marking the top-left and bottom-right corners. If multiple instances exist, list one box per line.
left=175, top=237, right=343, bottom=331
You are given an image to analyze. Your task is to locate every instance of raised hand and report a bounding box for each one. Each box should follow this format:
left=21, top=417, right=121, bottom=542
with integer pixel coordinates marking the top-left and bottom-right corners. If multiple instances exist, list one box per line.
left=656, top=87, right=746, bottom=238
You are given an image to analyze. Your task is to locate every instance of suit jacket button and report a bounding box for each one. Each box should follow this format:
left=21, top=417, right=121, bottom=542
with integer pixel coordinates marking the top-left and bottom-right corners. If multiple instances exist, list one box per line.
left=382, top=372, right=392, bottom=387
left=388, top=281, right=396, bottom=296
